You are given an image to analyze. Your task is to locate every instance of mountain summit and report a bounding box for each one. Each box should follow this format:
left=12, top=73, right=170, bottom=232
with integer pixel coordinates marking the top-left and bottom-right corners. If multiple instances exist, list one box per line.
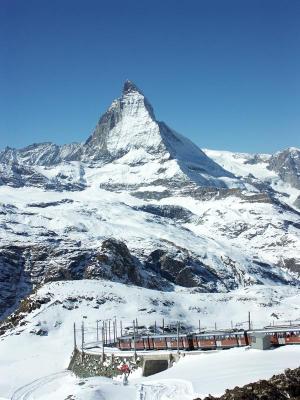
left=122, top=79, right=143, bottom=94
left=83, top=80, right=238, bottom=188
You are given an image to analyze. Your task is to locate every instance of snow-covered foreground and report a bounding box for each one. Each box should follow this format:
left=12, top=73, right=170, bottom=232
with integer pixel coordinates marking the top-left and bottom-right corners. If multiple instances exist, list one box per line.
left=0, top=280, right=300, bottom=398
left=5, top=346, right=300, bottom=400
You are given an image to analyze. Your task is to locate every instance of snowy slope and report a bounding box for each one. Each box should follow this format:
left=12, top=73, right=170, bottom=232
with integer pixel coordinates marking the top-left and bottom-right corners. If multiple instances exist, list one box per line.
left=1, top=279, right=300, bottom=398
left=204, top=148, right=300, bottom=209
left=6, top=345, right=300, bottom=400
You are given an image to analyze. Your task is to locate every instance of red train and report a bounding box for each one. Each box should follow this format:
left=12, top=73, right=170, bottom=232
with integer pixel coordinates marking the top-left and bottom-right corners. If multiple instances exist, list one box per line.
left=117, top=326, right=300, bottom=351
left=118, top=333, right=193, bottom=351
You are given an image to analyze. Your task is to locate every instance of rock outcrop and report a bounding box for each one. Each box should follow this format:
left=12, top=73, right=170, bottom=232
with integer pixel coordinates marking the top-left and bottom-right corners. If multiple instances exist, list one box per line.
left=195, top=367, right=300, bottom=400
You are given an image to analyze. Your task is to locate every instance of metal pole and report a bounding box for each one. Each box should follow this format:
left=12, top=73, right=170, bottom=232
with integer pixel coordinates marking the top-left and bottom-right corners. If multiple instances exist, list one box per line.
left=214, top=322, right=217, bottom=330
left=114, top=316, right=117, bottom=341
left=154, top=320, right=157, bottom=334
left=163, top=318, right=165, bottom=334
left=105, top=322, right=107, bottom=345
left=82, top=321, right=85, bottom=346
left=248, top=312, right=251, bottom=330
left=120, top=320, right=123, bottom=336
left=198, top=320, right=201, bottom=333
left=113, top=320, right=116, bottom=344
left=81, top=321, right=84, bottom=361
left=97, top=320, right=99, bottom=342
left=102, top=325, right=105, bottom=360
left=136, top=318, right=138, bottom=335
left=109, top=320, right=111, bottom=345
left=73, top=322, right=77, bottom=349
left=177, top=321, right=180, bottom=354
left=133, top=320, right=137, bottom=360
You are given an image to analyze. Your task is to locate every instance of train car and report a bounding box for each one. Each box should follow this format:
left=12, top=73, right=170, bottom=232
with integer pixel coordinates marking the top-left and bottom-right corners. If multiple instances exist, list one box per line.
left=117, top=333, right=193, bottom=351
left=193, top=333, right=216, bottom=349
left=149, top=334, right=193, bottom=350
left=141, top=335, right=155, bottom=350
left=118, top=335, right=133, bottom=350
left=152, top=335, right=168, bottom=350
left=118, top=335, right=152, bottom=351
left=215, top=331, right=248, bottom=348
left=135, top=337, right=146, bottom=350
left=193, top=331, right=248, bottom=350
left=249, top=327, right=300, bottom=346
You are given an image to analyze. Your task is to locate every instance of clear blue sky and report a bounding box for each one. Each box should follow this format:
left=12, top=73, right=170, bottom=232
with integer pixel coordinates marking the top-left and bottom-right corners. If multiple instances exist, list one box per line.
left=1, top=0, right=299, bottom=153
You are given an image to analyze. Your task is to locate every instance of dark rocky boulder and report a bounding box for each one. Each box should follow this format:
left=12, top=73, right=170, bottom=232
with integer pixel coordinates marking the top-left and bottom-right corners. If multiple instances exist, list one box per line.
left=145, top=249, right=221, bottom=291
left=133, top=204, right=194, bottom=222
left=84, top=238, right=143, bottom=286
left=195, top=366, right=300, bottom=400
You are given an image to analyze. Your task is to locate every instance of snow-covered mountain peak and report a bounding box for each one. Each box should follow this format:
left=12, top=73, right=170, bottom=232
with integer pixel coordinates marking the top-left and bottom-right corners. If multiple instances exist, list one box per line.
left=122, top=79, right=143, bottom=95
left=82, top=82, right=239, bottom=187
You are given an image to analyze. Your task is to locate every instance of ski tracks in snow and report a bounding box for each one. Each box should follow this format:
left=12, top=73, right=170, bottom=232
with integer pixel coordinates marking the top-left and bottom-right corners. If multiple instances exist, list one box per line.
left=11, top=371, right=70, bottom=400
left=137, top=379, right=194, bottom=400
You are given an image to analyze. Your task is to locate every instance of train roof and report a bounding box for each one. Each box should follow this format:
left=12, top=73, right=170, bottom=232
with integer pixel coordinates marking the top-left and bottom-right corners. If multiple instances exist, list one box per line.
left=193, top=330, right=245, bottom=336
left=118, top=333, right=191, bottom=340
left=263, top=324, right=300, bottom=330
left=249, top=326, right=300, bottom=334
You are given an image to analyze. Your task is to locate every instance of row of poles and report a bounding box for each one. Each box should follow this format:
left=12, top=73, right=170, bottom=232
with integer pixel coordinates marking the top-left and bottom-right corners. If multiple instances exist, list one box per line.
left=73, top=312, right=253, bottom=357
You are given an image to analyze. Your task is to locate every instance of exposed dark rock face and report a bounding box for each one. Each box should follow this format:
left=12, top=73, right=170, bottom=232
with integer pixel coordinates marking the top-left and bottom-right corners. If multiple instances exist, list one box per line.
left=268, top=148, right=300, bottom=189
left=0, top=290, right=51, bottom=335
left=134, top=204, right=194, bottom=222
left=27, top=199, right=74, bottom=208
left=280, top=258, right=300, bottom=275
left=146, top=249, right=223, bottom=291
left=0, top=240, right=173, bottom=320
left=195, top=367, right=300, bottom=400
left=0, top=246, right=30, bottom=317
left=83, top=238, right=143, bottom=286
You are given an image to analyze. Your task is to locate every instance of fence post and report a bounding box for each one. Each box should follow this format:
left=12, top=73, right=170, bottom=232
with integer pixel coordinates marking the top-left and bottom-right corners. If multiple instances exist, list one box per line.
left=248, top=312, right=251, bottom=330
left=109, top=320, right=111, bottom=345
left=177, top=321, right=180, bottom=354
left=81, top=321, right=84, bottom=362
left=102, top=325, right=105, bottom=361
left=113, top=319, right=116, bottom=344
left=73, top=322, right=77, bottom=350
left=133, top=320, right=137, bottom=361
